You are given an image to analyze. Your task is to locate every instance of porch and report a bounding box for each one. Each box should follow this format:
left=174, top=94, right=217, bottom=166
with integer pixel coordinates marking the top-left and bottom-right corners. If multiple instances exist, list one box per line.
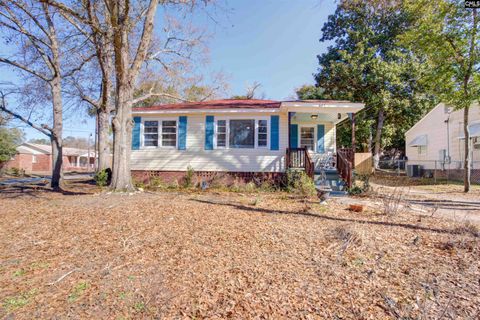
left=281, top=100, right=364, bottom=190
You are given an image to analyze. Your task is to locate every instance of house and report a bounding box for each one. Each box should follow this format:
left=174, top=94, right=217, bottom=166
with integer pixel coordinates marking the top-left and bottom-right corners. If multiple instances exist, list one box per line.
left=131, top=99, right=364, bottom=190
left=405, top=103, right=480, bottom=181
left=3, top=143, right=97, bottom=175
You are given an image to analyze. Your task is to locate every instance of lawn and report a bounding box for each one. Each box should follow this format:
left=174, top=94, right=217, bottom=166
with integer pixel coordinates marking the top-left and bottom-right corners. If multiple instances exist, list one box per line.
left=0, top=187, right=479, bottom=319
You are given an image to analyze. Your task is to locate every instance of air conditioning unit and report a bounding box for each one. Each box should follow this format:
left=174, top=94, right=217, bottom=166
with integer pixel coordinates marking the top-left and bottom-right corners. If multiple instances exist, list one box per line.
left=407, top=165, right=423, bottom=177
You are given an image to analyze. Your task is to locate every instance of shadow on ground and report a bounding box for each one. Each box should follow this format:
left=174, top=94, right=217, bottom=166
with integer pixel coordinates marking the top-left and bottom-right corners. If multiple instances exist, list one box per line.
left=191, top=198, right=466, bottom=236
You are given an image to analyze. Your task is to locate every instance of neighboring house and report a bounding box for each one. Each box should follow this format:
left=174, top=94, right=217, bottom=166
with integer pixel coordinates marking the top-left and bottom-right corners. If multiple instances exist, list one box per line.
left=4, top=143, right=97, bottom=174
left=405, top=103, right=480, bottom=180
left=131, top=99, right=364, bottom=189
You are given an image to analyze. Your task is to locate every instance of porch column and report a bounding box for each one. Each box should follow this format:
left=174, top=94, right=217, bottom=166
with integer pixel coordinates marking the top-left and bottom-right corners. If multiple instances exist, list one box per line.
left=76, top=156, right=80, bottom=167
left=351, top=112, right=356, bottom=152
left=288, top=112, right=292, bottom=148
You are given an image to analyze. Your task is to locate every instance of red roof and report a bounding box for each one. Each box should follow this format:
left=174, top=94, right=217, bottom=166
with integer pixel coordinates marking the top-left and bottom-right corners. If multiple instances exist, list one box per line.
left=133, top=99, right=281, bottom=111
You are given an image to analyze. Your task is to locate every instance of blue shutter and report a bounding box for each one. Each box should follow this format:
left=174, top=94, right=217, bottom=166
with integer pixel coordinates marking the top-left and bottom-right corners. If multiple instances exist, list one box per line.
left=270, top=115, right=279, bottom=150
left=178, top=116, right=187, bottom=150
left=289, top=124, right=298, bottom=148
left=205, top=115, right=214, bottom=150
left=132, top=116, right=141, bottom=150
left=317, top=124, right=325, bottom=153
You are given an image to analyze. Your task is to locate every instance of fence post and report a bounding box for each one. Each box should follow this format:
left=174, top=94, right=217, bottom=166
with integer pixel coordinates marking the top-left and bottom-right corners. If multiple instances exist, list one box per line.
left=434, top=160, right=437, bottom=184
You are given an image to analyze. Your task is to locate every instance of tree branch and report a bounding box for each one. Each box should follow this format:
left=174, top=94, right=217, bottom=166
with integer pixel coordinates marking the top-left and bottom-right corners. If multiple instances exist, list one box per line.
left=0, top=57, right=50, bottom=81
left=131, top=90, right=193, bottom=105
left=0, top=93, right=52, bottom=137
left=40, top=0, right=103, bottom=34
left=130, top=0, right=159, bottom=79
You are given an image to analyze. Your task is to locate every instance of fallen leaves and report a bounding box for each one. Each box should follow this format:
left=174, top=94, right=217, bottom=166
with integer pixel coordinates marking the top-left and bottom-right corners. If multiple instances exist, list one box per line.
left=0, top=189, right=478, bottom=319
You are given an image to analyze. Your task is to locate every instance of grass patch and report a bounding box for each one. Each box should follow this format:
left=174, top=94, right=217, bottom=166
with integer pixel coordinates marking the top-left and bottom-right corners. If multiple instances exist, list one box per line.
left=3, top=289, right=37, bottom=311
left=68, top=281, right=89, bottom=302
left=13, top=269, right=26, bottom=277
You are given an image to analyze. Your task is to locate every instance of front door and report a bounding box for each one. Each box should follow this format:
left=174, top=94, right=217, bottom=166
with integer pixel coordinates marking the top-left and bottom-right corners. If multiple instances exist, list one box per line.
left=299, top=126, right=315, bottom=151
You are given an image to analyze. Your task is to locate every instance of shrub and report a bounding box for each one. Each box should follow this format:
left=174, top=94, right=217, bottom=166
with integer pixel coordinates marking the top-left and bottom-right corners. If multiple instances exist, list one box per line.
left=285, top=169, right=316, bottom=198
left=148, top=176, right=164, bottom=190
left=349, top=173, right=372, bottom=195
left=94, top=169, right=109, bottom=187
left=183, top=166, right=195, bottom=189
left=9, top=167, right=25, bottom=177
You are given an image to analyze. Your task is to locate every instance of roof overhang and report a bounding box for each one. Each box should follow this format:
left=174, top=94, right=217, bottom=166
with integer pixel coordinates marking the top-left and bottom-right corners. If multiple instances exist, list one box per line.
left=408, top=134, right=428, bottom=147
left=133, top=108, right=280, bottom=115
left=280, top=101, right=365, bottom=114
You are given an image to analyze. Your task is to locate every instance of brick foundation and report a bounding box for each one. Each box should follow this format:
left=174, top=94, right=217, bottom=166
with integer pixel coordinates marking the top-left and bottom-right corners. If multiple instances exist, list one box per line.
left=131, top=170, right=285, bottom=187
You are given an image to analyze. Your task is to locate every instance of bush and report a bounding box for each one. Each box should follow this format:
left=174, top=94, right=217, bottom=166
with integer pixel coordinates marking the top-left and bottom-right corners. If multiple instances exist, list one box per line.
left=94, top=169, right=109, bottom=187
left=285, top=168, right=316, bottom=198
left=9, top=167, right=25, bottom=177
left=349, top=173, right=372, bottom=195
left=183, top=166, right=195, bottom=189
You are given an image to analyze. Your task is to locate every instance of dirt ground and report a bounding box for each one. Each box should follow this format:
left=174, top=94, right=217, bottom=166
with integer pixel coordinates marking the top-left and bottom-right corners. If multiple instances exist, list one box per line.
left=0, top=183, right=479, bottom=319
left=369, top=174, right=480, bottom=223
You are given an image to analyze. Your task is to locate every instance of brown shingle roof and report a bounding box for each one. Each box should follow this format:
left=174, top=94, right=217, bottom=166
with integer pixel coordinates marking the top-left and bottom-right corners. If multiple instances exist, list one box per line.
left=133, top=99, right=281, bottom=111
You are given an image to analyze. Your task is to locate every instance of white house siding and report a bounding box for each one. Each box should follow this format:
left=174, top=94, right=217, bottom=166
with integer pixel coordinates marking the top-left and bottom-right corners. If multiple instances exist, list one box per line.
left=131, top=112, right=288, bottom=172
left=406, top=103, right=480, bottom=169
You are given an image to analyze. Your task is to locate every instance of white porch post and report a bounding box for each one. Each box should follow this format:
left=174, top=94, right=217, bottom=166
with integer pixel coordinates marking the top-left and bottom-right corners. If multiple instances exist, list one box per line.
left=76, top=156, right=80, bottom=167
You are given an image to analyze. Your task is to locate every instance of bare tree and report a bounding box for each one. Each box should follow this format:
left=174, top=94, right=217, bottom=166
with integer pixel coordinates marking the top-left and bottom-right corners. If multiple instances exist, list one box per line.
left=45, top=0, right=115, bottom=172
left=0, top=0, right=68, bottom=189
left=44, top=0, right=213, bottom=191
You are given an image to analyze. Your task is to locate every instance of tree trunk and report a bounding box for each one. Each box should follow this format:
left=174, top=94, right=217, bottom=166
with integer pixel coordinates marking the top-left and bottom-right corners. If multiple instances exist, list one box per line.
left=463, top=106, right=471, bottom=193
left=97, top=109, right=110, bottom=171
left=373, top=107, right=385, bottom=169
left=50, top=76, right=63, bottom=189
left=110, top=84, right=134, bottom=191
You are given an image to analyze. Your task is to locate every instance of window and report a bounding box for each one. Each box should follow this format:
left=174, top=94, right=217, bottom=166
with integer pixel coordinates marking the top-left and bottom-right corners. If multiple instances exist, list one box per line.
left=144, top=121, right=159, bottom=147
left=32, top=155, right=37, bottom=163
left=161, top=120, right=177, bottom=147
left=143, top=120, right=177, bottom=148
left=216, top=120, right=227, bottom=147
left=300, top=126, right=315, bottom=151
left=417, top=146, right=426, bottom=155
left=229, top=119, right=255, bottom=148
left=258, top=120, right=268, bottom=147
left=215, top=117, right=269, bottom=149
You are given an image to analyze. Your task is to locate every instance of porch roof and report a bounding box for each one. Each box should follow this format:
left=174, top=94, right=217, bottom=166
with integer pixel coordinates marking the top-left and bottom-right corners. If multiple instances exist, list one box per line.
left=280, top=100, right=365, bottom=114
left=132, top=99, right=365, bottom=115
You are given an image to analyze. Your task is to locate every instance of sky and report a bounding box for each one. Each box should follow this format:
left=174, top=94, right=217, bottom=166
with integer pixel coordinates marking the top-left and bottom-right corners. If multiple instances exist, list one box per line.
left=1, top=0, right=336, bottom=141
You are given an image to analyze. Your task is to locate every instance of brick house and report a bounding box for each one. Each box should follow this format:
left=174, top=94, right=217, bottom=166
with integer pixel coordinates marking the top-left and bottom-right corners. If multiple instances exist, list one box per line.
left=3, top=143, right=97, bottom=175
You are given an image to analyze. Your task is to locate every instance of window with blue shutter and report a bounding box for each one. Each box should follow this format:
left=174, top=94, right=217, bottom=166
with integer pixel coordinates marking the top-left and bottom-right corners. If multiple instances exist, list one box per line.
left=317, top=124, right=325, bottom=153
left=132, top=116, right=141, bottom=150
left=205, top=115, right=214, bottom=150
left=178, top=116, right=187, bottom=150
left=270, top=115, right=279, bottom=150
left=289, top=124, right=298, bottom=148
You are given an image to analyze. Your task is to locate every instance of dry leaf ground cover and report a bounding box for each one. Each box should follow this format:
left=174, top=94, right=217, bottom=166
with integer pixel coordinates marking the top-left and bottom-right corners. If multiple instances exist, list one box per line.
left=0, top=188, right=479, bottom=319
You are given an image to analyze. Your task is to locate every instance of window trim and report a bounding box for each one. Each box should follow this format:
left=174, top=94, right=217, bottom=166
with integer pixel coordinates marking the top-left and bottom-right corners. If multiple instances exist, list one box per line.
left=140, top=117, right=178, bottom=149
left=298, top=125, right=317, bottom=152
left=214, top=116, right=270, bottom=149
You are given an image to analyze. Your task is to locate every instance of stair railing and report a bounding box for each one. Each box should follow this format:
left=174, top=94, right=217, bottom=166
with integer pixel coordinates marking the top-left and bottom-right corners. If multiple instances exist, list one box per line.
left=336, top=148, right=354, bottom=188
left=286, top=147, right=314, bottom=179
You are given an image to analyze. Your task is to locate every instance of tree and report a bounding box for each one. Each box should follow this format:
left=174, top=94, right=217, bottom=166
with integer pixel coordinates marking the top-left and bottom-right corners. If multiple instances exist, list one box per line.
left=314, top=0, right=435, bottom=165
left=0, top=117, right=23, bottom=164
left=295, top=85, right=327, bottom=100
left=45, top=0, right=212, bottom=191
left=0, top=0, right=74, bottom=189
left=63, top=136, right=94, bottom=149
left=401, top=0, right=479, bottom=192
left=231, top=81, right=264, bottom=99
left=29, top=138, right=50, bottom=145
